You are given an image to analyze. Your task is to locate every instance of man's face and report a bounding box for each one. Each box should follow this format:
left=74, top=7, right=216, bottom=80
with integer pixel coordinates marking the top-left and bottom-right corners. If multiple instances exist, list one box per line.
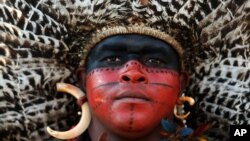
left=85, top=34, right=182, bottom=136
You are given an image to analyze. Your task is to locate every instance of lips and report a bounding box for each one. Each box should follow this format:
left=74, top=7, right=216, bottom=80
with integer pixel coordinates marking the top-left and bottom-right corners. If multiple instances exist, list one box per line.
left=115, top=91, right=151, bottom=102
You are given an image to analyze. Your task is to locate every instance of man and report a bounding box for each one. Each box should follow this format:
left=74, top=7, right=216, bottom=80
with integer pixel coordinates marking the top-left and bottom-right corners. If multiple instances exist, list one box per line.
left=1, top=0, right=248, bottom=141
left=78, top=34, right=188, bottom=141
left=47, top=26, right=196, bottom=141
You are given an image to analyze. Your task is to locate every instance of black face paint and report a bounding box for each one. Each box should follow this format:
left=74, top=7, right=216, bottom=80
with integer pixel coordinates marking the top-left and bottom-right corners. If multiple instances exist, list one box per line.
left=86, top=34, right=180, bottom=73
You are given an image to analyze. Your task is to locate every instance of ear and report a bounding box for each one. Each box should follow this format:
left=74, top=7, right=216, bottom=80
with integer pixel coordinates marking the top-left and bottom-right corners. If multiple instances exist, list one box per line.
left=75, top=67, right=87, bottom=92
left=179, top=71, right=189, bottom=93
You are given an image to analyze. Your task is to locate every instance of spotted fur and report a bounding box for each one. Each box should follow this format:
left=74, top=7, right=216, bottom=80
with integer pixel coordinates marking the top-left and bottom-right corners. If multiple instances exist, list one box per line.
left=0, top=0, right=249, bottom=140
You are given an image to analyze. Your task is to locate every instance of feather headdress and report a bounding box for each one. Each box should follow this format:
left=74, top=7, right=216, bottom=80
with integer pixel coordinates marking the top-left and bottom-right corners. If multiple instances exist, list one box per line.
left=0, top=0, right=249, bottom=140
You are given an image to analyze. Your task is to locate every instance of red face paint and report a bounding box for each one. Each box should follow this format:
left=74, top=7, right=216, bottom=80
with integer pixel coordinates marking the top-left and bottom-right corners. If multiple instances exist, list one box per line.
left=86, top=60, right=180, bottom=136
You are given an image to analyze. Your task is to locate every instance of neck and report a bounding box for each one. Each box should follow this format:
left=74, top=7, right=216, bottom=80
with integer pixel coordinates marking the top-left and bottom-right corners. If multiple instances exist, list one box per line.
left=88, top=117, right=163, bottom=141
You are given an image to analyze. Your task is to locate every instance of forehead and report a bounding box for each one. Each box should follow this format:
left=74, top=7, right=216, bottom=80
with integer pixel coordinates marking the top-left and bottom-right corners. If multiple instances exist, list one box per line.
left=91, top=34, right=179, bottom=55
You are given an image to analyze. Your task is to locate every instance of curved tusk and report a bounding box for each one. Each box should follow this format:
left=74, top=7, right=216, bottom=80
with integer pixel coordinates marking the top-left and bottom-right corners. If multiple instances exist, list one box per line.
left=173, top=105, right=190, bottom=120
left=46, top=83, right=91, bottom=140
left=173, top=96, right=195, bottom=120
left=178, top=96, right=195, bottom=106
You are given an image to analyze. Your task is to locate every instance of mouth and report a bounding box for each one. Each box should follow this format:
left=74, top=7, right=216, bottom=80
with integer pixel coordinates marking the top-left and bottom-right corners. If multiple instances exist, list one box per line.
left=115, top=92, right=151, bottom=102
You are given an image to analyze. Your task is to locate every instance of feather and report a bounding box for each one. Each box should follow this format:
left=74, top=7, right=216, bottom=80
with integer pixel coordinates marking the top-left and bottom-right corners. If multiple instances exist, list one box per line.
left=0, top=0, right=249, bottom=140
left=161, top=119, right=177, bottom=133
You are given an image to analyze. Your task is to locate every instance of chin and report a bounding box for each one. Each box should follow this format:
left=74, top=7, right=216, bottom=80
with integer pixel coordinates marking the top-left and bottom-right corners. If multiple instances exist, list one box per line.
left=102, top=114, right=160, bottom=139
left=108, top=125, right=155, bottom=139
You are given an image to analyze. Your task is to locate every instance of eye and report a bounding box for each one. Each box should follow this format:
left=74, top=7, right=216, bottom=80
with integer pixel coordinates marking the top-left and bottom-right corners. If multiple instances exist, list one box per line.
left=144, top=58, right=166, bottom=67
left=104, top=56, right=121, bottom=64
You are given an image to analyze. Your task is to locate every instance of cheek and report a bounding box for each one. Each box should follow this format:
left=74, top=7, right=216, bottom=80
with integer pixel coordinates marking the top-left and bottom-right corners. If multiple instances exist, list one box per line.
left=149, top=86, right=178, bottom=118
left=86, top=67, right=120, bottom=89
left=85, top=68, right=120, bottom=115
left=147, top=69, right=180, bottom=87
left=146, top=69, right=180, bottom=112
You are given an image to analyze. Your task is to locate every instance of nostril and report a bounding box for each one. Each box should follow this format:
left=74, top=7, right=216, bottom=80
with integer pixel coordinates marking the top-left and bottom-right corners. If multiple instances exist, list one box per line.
left=122, top=75, right=130, bottom=81
left=137, top=77, right=146, bottom=82
left=120, top=71, right=148, bottom=83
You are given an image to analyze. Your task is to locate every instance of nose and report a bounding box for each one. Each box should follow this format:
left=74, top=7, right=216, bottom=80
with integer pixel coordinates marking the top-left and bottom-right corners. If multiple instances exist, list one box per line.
left=119, top=60, right=148, bottom=83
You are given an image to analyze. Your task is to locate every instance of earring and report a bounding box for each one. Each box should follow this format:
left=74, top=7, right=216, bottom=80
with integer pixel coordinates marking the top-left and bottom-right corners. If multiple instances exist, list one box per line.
left=161, top=95, right=211, bottom=141
left=47, top=83, right=91, bottom=140
left=160, top=94, right=195, bottom=140
left=174, top=95, right=195, bottom=120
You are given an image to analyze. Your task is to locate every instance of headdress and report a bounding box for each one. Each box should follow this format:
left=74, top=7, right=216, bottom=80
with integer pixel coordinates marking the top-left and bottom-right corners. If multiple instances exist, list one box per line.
left=0, top=0, right=249, bottom=140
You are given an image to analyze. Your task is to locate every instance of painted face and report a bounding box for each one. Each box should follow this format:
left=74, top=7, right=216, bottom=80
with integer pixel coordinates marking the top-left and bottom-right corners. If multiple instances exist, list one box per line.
left=85, top=35, right=181, bottom=136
